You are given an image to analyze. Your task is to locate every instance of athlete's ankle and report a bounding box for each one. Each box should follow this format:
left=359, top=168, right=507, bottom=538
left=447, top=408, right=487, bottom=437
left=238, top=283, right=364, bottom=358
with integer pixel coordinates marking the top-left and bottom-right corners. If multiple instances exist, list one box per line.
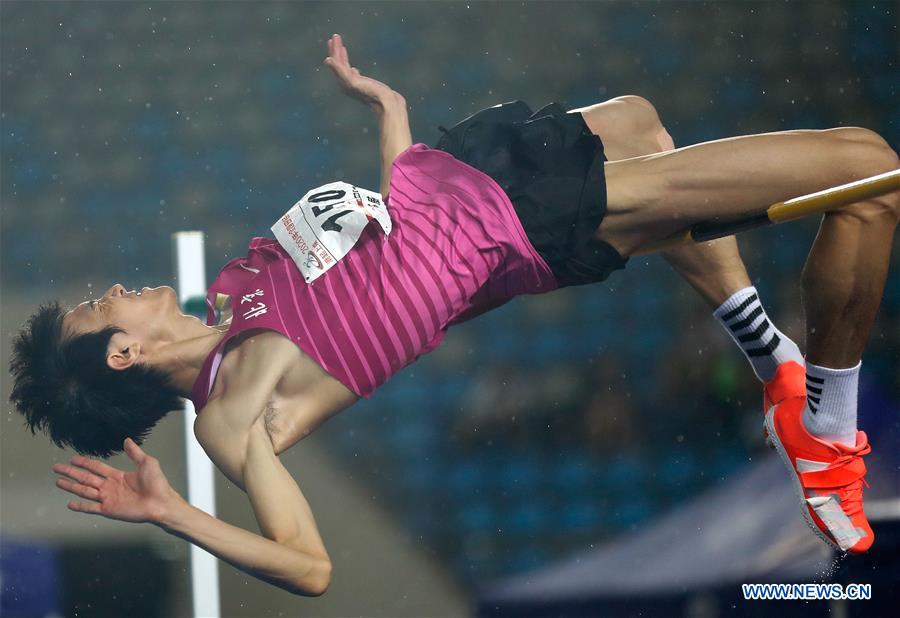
left=800, top=360, right=860, bottom=446
left=712, top=286, right=804, bottom=382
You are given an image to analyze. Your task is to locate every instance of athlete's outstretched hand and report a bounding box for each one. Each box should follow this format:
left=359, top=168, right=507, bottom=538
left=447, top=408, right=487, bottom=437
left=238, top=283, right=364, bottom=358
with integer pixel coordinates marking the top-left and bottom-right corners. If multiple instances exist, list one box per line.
left=53, top=438, right=179, bottom=525
left=324, top=33, right=399, bottom=109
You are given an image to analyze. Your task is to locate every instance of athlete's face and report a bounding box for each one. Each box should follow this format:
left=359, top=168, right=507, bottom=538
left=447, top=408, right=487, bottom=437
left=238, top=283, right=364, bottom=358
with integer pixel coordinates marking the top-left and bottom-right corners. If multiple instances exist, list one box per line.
left=62, top=284, right=181, bottom=369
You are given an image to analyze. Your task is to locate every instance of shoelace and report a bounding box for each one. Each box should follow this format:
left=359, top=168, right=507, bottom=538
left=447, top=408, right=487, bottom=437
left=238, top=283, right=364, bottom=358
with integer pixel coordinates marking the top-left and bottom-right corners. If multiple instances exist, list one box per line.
left=835, top=478, right=865, bottom=518
left=820, top=450, right=870, bottom=519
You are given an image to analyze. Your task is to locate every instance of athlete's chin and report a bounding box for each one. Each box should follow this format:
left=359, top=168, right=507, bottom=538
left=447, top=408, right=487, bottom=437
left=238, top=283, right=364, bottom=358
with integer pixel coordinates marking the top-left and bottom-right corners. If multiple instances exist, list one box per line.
left=160, top=286, right=182, bottom=313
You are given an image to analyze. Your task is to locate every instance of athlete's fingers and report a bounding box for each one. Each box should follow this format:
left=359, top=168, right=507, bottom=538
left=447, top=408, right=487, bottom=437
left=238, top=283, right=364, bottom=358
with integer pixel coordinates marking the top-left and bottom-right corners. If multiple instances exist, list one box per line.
left=56, top=477, right=101, bottom=502
left=70, top=455, right=117, bottom=478
left=123, top=438, right=147, bottom=465
left=325, top=38, right=339, bottom=69
left=67, top=500, right=102, bottom=515
left=333, top=33, right=349, bottom=65
left=328, top=34, right=339, bottom=63
left=52, top=463, right=103, bottom=488
left=324, top=49, right=348, bottom=79
left=327, top=34, right=345, bottom=68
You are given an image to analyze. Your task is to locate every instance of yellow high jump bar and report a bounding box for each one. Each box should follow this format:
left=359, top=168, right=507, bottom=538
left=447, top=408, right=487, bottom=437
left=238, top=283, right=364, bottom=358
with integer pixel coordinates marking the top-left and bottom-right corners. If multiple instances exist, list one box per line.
left=637, top=168, right=900, bottom=255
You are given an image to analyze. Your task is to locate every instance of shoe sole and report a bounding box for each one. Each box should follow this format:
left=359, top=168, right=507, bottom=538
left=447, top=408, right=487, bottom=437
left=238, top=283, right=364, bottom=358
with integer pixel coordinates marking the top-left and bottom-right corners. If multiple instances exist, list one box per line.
left=764, top=405, right=841, bottom=552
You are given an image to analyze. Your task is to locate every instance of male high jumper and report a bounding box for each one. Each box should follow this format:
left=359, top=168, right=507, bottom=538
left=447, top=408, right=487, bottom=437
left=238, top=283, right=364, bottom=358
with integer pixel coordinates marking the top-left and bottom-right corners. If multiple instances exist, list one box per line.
left=10, top=34, right=898, bottom=594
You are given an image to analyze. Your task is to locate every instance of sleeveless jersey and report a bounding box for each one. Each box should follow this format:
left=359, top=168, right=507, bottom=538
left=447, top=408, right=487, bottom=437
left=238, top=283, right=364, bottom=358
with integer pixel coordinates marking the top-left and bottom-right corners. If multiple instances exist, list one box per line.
left=189, top=143, right=557, bottom=412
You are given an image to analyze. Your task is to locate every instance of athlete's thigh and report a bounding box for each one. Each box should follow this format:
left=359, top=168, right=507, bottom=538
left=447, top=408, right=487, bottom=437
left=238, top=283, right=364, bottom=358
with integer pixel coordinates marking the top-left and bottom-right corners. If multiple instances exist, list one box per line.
left=598, top=128, right=883, bottom=256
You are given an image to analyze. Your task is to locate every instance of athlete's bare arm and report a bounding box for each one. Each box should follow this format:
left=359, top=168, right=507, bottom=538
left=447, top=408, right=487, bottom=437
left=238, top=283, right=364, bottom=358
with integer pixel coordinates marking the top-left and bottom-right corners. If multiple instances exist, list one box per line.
left=55, top=332, right=333, bottom=596
left=375, top=91, right=413, bottom=196
left=186, top=404, right=332, bottom=595
left=324, top=33, right=412, bottom=196
left=186, top=330, right=332, bottom=593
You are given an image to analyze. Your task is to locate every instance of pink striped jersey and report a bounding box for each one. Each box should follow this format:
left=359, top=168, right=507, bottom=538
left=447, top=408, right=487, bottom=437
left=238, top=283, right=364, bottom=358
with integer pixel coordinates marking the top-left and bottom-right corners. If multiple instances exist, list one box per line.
left=190, top=143, right=557, bottom=412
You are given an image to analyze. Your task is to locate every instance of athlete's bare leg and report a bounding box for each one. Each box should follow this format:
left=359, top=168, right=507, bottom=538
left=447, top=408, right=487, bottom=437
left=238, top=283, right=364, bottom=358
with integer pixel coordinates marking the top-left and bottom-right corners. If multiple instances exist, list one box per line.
left=570, top=96, right=751, bottom=307
left=597, top=126, right=900, bottom=367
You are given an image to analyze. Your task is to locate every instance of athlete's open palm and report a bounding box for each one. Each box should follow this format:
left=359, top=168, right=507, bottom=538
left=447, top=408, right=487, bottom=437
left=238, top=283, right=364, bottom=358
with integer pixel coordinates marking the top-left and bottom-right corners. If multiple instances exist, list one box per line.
left=324, top=33, right=397, bottom=108
left=53, top=438, right=175, bottom=524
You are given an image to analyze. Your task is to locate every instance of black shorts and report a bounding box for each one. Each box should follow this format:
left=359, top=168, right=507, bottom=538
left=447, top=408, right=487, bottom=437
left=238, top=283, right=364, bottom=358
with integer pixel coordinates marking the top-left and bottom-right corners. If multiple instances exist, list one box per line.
left=433, top=100, right=628, bottom=287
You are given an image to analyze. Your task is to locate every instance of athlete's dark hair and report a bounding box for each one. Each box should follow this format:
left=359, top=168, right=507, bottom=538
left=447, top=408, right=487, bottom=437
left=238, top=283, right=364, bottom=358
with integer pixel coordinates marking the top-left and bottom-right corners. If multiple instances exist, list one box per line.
left=8, top=300, right=183, bottom=457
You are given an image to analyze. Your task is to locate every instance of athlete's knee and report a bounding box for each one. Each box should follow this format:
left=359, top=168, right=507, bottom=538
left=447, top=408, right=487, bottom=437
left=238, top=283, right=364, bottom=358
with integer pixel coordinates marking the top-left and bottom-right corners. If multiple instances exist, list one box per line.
left=840, top=191, right=900, bottom=228
left=827, top=127, right=900, bottom=226
left=614, top=95, right=664, bottom=132
left=614, top=95, right=658, bottom=117
left=613, top=94, right=675, bottom=152
left=825, top=127, right=899, bottom=177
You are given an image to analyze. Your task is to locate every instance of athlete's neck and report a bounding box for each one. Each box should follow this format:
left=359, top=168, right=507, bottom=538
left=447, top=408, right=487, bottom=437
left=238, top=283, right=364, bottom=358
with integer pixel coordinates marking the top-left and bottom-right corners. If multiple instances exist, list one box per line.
left=145, top=319, right=230, bottom=399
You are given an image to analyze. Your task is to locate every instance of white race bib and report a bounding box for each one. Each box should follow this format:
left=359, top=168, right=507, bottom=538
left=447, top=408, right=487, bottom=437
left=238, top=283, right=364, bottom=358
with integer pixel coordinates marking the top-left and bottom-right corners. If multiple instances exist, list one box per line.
left=271, top=181, right=392, bottom=283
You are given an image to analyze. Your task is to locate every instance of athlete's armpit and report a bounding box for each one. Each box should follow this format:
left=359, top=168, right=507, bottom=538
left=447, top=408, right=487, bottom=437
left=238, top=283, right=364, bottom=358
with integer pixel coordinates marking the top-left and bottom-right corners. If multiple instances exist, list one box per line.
left=263, top=402, right=285, bottom=450
left=262, top=391, right=354, bottom=456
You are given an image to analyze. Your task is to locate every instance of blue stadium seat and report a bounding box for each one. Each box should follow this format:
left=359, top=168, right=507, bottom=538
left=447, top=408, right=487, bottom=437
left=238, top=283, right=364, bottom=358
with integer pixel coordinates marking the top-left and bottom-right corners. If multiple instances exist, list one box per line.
left=721, top=76, right=764, bottom=111
left=154, top=146, right=194, bottom=181
left=8, top=233, right=34, bottom=264
left=531, top=330, right=570, bottom=364
left=558, top=499, right=602, bottom=534
left=610, top=6, right=648, bottom=39
left=257, top=67, right=293, bottom=99
left=479, top=329, right=518, bottom=362
left=711, top=450, right=749, bottom=481
left=10, top=153, right=47, bottom=192
left=505, top=500, right=550, bottom=536
left=848, top=6, right=892, bottom=65
left=496, top=455, right=541, bottom=493
left=273, top=114, right=313, bottom=146
left=577, top=289, right=613, bottom=322
left=658, top=448, right=700, bottom=494
left=602, top=453, right=648, bottom=491
left=432, top=377, right=470, bottom=408
left=385, top=421, right=436, bottom=454
left=882, top=267, right=900, bottom=311
left=610, top=496, right=654, bottom=528
left=80, top=191, right=124, bottom=222
left=457, top=502, right=497, bottom=534
left=371, top=29, right=416, bottom=62
left=0, top=118, right=30, bottom=148
left=784, top=110, right=828, bottom=130
left=647, top=40, right=688, bottom=74
left=633, top=319, right=668, bottom=355
left=446, top=459, right=488, bottom=493
left=388, top=377, right=432, bottom=408
left=402, top=458, right=443, bottom=493
left=551, top=454, right=594, bottom=494
left=450, top=62, right=494, bottom=90
left=133, top=111, right=173, bottom=145
left=205, top=146, right=244, bottom=180
left=683, top=118, right=730, bottom=145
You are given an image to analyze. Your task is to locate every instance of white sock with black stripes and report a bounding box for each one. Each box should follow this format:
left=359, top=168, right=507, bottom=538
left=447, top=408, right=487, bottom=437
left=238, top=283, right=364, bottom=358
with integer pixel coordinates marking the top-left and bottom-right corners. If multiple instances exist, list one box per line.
left=801, top=361, right=860, bottom=447
left=713, top=286, right=805, bottom=382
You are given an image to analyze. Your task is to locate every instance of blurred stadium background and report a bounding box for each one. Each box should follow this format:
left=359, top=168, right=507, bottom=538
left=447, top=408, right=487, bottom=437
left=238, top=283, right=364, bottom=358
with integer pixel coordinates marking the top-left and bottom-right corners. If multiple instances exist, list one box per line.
left=1, top=1, right=897, bottom=617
